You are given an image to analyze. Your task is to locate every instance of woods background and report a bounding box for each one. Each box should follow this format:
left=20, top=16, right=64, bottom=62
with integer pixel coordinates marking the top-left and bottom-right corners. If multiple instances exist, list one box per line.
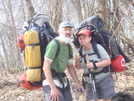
left=0, top=0, right=134, bottom=101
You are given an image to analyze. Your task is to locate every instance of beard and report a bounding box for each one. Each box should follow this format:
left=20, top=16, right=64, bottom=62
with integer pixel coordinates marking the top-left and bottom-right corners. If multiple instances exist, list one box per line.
left=58, top=34, right=72, bottom=44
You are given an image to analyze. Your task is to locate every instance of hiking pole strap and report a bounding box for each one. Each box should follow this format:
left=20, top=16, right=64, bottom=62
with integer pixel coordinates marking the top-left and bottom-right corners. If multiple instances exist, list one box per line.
left=92, top=61, right=97, bottom=70
left=85, top=54, right=98, bottom=100
left=89, top=70, right=98, bottom=101
left=82, top=75, right=86, bottom=89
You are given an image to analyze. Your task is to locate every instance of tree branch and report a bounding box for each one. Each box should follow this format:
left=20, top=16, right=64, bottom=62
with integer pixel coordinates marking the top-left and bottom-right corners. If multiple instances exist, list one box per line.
left=0, top=78, right=19, bottom=85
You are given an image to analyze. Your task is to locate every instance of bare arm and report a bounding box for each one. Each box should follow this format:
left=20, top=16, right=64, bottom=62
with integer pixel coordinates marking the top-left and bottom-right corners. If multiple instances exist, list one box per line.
left=68, top=64, right=80, bottom=84
left=43, top=60, right=60, bottom=101
left=87, top=58, right=111, bottom=69
left=75, top=54, right=81, bottom=70
left=75, top=61, right=81, bottom=70
left=96, top=59, right=111, bottom=67
left=67, top=64, right=84, bottom=92
left=43, top=60, right=56, bottom=89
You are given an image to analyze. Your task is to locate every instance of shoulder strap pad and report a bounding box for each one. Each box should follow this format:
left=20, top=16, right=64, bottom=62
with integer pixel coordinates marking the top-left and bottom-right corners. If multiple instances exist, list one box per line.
left=92, top=40, right=101, bottom=58
left=54, top=39, right=60, bottom=57
left=79, top=46, right=83, bottom=57
left=68, top=44, right=73, bottom=58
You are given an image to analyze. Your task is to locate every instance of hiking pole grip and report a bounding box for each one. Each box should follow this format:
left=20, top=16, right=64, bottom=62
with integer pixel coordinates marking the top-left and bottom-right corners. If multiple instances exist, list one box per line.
left=85, top=54, right=97, bottom=101
left=85, top=54, right=93, bottom=71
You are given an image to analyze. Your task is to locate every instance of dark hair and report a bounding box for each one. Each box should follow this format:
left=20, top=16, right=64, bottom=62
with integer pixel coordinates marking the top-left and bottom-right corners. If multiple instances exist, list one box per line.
left=111, top=92, right=134, bottom=101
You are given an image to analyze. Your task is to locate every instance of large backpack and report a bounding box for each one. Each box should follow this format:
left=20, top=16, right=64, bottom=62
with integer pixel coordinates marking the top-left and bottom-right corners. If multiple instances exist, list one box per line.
left=73, top=15, right=131, bottom=72
left=18, top=14, right=59, bottom=88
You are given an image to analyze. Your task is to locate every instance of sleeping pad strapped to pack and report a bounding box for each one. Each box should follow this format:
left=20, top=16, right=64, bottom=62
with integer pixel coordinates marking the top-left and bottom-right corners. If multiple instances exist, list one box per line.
left=18, top=14, right=59, bottom=89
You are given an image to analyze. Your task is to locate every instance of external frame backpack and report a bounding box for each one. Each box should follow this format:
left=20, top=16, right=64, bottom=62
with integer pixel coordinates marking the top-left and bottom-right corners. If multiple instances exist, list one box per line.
left=18, top=14, right=59, bottom=89
left=73, top=15, right=131, bottom=73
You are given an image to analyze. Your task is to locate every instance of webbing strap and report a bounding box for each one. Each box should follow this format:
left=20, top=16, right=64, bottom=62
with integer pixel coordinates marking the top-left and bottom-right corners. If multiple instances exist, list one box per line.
left=26, top=43, right=41, bottom=46
left=27, top=67, right=41, bottom=69
left=79, top=46, right=96, bottom=58
left=92, top=61, right=97, bottom=70
left=53, top=39, right=60, bottom=57
left=68, top=44, right=73, bottom=58
left=83, top=66, right=109, bottom=77
left=92, top=40, right=101, bottom=58
left=51, top=69, right=67, bottom=89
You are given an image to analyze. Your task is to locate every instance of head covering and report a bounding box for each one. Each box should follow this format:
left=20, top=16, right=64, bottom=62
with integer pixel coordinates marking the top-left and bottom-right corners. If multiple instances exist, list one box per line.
left=59, top=21, right=73, bottom=28
left=77, top=29, right=91, bottom=37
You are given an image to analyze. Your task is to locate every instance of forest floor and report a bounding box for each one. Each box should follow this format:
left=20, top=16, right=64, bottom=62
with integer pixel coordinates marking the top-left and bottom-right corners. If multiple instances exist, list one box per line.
left=0, top=55, right=134, bottom=101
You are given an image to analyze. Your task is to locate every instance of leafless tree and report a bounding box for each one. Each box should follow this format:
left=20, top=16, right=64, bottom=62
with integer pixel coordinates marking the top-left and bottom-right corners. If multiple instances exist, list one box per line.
left=23, top=0, right=36, bottom=19
left=46, top=0, right=63, bottom=31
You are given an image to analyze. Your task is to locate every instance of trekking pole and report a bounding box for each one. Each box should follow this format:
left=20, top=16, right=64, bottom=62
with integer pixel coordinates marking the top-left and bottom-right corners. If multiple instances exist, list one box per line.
left=85, top=54, right=98, bottom=101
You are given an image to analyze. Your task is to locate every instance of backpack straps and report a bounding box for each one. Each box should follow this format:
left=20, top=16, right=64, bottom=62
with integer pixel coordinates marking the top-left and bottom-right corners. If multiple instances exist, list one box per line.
left=92, top=40, right=101, bottom=58
left=53, top=39, right=60, bottom=57
left=54, top=39, right=72, bottom=59
left=51, top=69, right=67, bottom=89
left=78, top=46, right=84, bottom=57
left=78, top=41, right=101, bottom=59
left=68, top=44, right=73, bottom=58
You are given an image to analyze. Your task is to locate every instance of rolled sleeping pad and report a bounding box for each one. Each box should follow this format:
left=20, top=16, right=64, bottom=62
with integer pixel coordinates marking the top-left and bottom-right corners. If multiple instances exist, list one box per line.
left=19, top=73, right=42, bottom=90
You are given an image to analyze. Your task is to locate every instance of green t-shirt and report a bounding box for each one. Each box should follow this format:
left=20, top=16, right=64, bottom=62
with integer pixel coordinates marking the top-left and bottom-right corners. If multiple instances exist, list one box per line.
left=44, top=39, right=73, bottom=73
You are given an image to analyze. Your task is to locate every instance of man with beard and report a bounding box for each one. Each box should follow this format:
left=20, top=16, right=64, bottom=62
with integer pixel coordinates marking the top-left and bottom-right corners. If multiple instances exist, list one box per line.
left=43, top=21, right=84, bottom=101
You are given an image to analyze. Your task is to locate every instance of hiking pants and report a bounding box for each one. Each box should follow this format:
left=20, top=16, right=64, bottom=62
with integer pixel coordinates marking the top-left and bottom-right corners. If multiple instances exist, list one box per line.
left=43, top=85, right=72, bottom=101
left=85, top=74, right=116, bottom=100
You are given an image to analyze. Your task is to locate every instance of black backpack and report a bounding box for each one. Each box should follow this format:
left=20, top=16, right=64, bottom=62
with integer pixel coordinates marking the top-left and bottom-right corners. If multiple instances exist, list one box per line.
left=21, top=14, right=59, bottom=86
left=73, top=15, right=131, bottom=72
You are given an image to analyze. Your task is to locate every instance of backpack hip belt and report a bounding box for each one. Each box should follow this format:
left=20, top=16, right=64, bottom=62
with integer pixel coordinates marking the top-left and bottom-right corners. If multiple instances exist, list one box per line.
left=51, top=69, right=69, bottom=90
left=82, top=66, right=109, bottom=88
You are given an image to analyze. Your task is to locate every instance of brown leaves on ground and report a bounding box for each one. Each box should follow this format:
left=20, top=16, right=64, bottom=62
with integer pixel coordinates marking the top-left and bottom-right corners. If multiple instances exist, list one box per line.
left=0, top=56, right=134, bottom=101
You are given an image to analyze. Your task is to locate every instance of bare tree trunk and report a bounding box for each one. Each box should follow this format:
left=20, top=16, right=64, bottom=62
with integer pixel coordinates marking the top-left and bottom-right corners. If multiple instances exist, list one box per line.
left=6, top=0, right=17, bottom=41
left=6, top=0, right=19, bottom=69
left=69, top=0, right=83, bottom=23
left=81, top=0, right=93, bottom=19
left=118, top=33, right=134, bottom=53
left=20, top=0, right=26, bottom=22
left=1, top=37, right=10, bottom=71
left=4, top=0, right=23, bottom=70
left=23, top=0, right=36, bottom=19
left=112, top=0, right=121, bottom=31
left=47, top=0, right=63, bottom=31
left=112, top=0, right=134, bottom=54
left=97, top=0, right=110, bottom=30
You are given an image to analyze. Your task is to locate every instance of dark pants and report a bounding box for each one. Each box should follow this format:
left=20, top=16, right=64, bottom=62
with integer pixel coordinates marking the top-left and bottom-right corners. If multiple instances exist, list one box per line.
left=43, top=85, right=72, bottom=101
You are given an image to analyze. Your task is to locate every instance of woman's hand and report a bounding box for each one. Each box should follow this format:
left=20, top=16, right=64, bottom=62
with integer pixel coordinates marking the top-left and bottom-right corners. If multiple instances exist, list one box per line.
left=86, top=62, right=94, bottom=69
left=75, top=54, right=81, bottom=63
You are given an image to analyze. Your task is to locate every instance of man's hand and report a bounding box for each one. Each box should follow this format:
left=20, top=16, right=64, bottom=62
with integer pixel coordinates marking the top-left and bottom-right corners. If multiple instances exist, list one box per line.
left=49, top=87, right=61, bottom=101
left=77, top=83, right=85, bottom=94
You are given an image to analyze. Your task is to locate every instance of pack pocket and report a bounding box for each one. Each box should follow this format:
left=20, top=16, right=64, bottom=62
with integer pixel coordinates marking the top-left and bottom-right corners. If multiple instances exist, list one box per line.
left=25, top=45, right=41, bottom=67
left=26, top=68, right=41, bottom=82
